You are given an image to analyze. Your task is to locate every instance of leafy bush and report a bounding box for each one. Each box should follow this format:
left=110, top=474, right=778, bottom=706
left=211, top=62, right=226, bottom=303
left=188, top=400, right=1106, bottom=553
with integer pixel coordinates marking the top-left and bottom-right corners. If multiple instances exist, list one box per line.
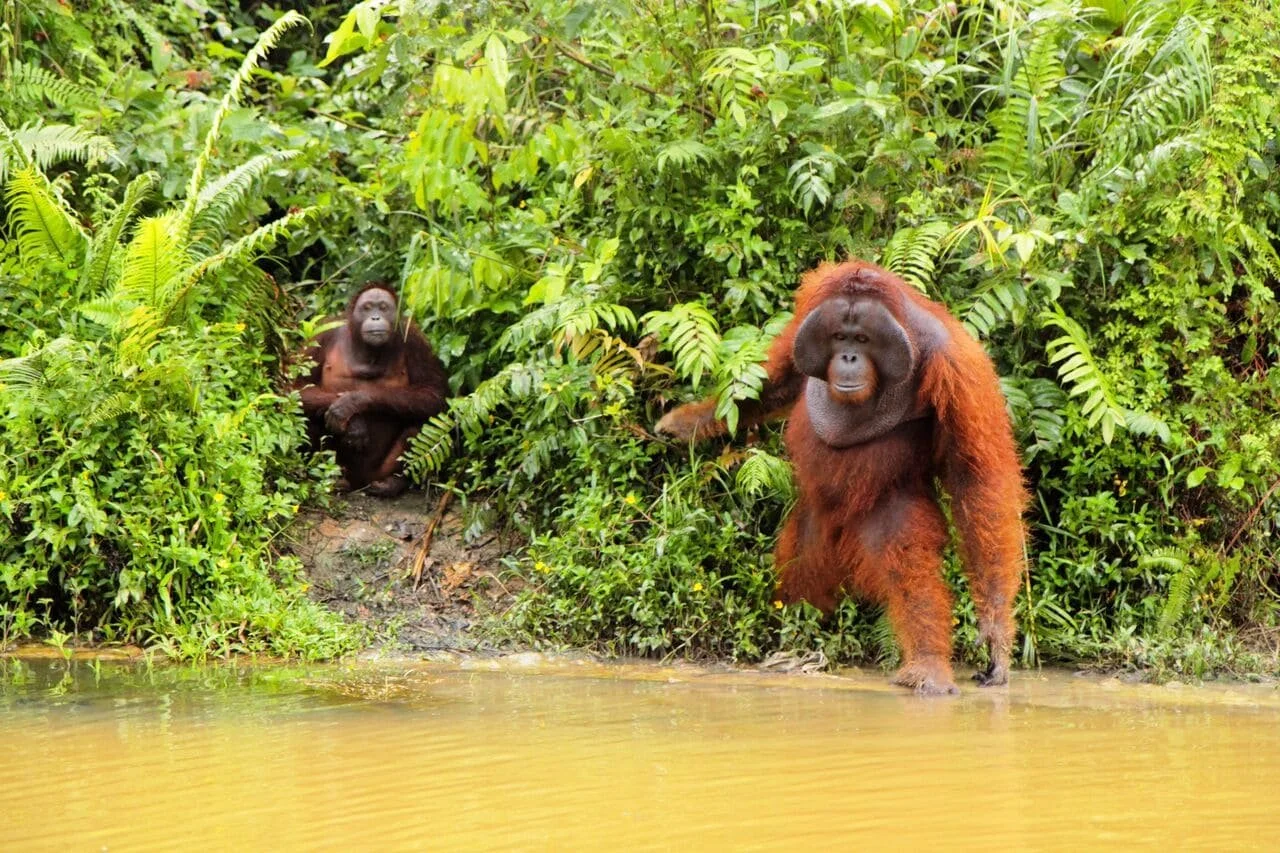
left=6, top=0, right=1280, bottom=674
left=311, top=0, right=1280, bottom=672
left=0, top=13, right=358, bottom=658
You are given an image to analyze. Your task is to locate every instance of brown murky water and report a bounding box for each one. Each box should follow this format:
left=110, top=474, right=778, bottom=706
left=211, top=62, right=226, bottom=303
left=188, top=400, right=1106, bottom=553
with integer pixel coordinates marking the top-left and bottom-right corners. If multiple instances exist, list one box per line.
left=3, top=653, right=1279, bottom=850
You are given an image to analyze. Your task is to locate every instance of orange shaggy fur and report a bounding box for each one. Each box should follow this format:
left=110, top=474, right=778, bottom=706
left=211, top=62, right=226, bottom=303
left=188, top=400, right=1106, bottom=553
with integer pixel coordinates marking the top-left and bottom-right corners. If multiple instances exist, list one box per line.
left=658, top=260, right=1027, bottom=693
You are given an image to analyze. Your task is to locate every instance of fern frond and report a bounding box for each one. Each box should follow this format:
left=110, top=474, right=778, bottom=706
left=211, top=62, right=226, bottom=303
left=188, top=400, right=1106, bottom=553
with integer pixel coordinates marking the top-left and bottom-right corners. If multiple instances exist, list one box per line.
left=0, top=337, right=90, bottom=404
left=1110, top=58, right=1211, bottom=155
left=870, top=612, right=900, bottom=666
left=78, top=297, right=131, bottom=330
left=407, top=411, right=460, bottom=479
left=642, top=303, right=721, bottom=391
left=0, top=354, right=45, bottom=388
left=497, top=292, right=638, bottom=355
left=1146, top=549, right=1195, bottom=634
left=111, top=214, right=188, bottom=366
left=84, top=360, right=195, bottom=424
left=4, top=165, right=88, bottom=267
left=1082, top=11, right=1212, bottom=186
left=404, top=361, right=541, bottom=480
left=1042, top=310, right=1127, bottom=445
left=115, top=305, right=166, bottom=368
left=84, top=390, right=137, bottom=426
left=116, top=1, right=173, bottom=67
left=655, top=139, right=716, bottom=175
left=881, top=221, right=949, bottom=292
left=79, top=171, right=158, bottom=297
left=11, top=122, right=115, bottom=176
left=180, top=11, right=310, bottom=232
left=183, top=208, right=314, bottom=287
left=117, top=214, right=188, bottom=306
left=5, top=62, right=96, bottom=107
left=1000, top=376, right=1066, bottom=460
left=1124, top=410, right=1171, bottom=444
left=1231, top=222, right=1280, bottom=283
left=191, top=151, right=301, bottom=242
left=983, top=27, right=1065, bottom=183
left=554, top=299, right=638, bottom=352
left=0, top=116, right=31, bottom=174
left=572, top=332, right=646, bottom=376
left=734, top=448, right=794, bottom=502
left=963, top=274, right=1027, bottom=338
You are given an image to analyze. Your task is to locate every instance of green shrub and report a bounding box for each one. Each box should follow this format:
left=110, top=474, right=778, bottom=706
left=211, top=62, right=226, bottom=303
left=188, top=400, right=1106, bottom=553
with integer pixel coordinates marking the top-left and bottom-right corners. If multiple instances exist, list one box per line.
left=317, top=0, right=1280, bottom=672
left=0, top=13, right=358, bottom=658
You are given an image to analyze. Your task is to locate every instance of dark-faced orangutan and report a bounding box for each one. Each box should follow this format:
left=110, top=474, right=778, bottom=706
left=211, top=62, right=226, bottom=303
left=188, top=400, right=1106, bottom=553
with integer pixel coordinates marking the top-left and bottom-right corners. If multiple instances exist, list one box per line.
left=294, top=284, right=448, bottom=498
left=656, top=260, right=1026, bottom=695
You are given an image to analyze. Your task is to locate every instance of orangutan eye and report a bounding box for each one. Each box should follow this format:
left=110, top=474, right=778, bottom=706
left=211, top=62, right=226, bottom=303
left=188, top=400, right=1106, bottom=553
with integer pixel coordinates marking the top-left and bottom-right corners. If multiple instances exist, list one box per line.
left=833, top=332, right=847, bottom=341
left=854, top=333, right=870, bottom=343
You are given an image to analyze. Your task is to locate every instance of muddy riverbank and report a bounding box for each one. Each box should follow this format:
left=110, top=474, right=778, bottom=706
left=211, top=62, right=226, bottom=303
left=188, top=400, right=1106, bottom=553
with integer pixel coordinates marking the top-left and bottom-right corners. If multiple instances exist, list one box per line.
left=283, top=489, right=521, bottom=656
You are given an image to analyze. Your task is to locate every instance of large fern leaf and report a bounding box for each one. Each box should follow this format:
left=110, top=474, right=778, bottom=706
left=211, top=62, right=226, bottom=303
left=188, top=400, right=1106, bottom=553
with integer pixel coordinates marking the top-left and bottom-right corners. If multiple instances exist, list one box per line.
left=881, top=221, right=949, bottom=292
left=4, top=166, right=88, bottom=267
left=117, top=214, right=188, bottom=306
left=79, top=172, right=158, bottom=297
left=14, top=123, right=115, bottom=172
left=982, top=26, right=1065, bottom=183
left=4, top=61, right=96, bottom=107
left=963, top=273, right=1028, bottom=338
left=1042, top=310, right=1128, bottom=445
left=183, top=208, right=314, bottom=287
left=180, top=10, right=309, bottom=233
left=404, top=361, right=541, bottom=480
left=191, top=151, right=301, bottom=244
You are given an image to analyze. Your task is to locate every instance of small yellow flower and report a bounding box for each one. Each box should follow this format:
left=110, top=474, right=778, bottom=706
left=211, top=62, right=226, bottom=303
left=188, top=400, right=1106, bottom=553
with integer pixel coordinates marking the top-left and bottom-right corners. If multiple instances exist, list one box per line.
left=773, top=600, right=784, bottom=610
left=534, top=560, right=549, bottom=574
left=213, top=493, right=226, bottom=504
left=623, top=493, right=638, bottom=506
left=0, top=490, right=7, bottom=501
left=692, top=582, right=704, bottom=592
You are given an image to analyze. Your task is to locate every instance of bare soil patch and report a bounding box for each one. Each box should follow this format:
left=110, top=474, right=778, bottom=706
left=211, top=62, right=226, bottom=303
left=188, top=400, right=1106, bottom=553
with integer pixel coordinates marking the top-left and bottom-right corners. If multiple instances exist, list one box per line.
left=284, top=489, right=521, bottom=655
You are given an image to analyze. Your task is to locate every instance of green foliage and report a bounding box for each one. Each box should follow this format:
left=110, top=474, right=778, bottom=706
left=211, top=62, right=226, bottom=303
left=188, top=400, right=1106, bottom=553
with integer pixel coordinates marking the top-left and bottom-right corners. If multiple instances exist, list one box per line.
left=0, top=15, right=356, bottom=658
left=289, top=0, right=1280, bottom=674
left=6, top=0, right=1280, bottom=675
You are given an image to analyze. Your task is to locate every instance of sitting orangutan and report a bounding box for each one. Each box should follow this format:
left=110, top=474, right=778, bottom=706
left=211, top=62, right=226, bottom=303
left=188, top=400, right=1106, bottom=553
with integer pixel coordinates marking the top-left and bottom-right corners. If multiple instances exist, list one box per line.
left=294, top=283, right=448, bottom=497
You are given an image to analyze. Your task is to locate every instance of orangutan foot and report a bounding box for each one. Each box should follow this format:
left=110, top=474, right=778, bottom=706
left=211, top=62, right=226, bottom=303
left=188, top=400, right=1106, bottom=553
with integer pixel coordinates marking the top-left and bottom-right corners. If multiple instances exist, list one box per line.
left=893, top=657, right=959, bottom=696
left=367, top=474, right=408, bottom=498
left=972, top=657, right=1010, bottom=687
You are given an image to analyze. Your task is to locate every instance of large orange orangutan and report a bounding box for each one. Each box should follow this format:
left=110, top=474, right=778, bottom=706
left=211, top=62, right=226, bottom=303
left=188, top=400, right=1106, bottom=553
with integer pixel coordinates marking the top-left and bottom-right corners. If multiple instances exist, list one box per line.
left=656, top=260, right=1026, bottom=694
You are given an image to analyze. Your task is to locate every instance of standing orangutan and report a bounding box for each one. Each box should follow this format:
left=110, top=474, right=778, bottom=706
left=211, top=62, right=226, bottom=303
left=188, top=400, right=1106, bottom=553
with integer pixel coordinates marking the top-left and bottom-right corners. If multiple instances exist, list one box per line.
left=294, top=284, right=448, bottom=498
left=656, top=260, right=1026, bottom=694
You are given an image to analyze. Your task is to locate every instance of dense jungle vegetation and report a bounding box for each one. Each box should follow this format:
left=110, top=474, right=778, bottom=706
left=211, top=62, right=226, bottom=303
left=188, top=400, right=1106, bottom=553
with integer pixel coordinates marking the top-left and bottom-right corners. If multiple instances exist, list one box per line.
left=2, top=0, right=1279, bottom=676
